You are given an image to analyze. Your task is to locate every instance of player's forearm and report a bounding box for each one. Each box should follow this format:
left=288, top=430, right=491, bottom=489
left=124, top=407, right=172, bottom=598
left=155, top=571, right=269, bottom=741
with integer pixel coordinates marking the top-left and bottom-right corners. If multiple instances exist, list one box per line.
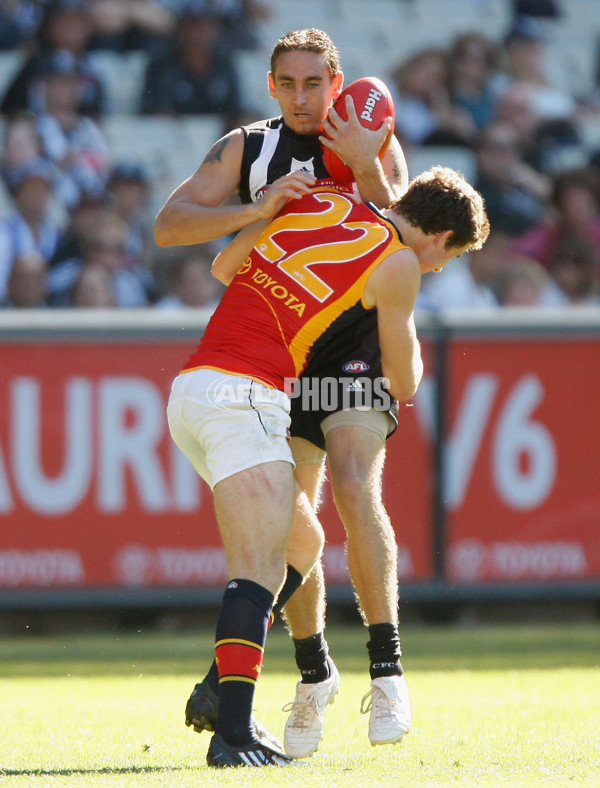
left=153, top=200, right=264, bottom=247
left=212, top=218, right=270, bottom=285
left=352, top=157, right=401, bottom=209
left=385, top=348, right=424, bottom=403
left=382, top=319, right=424, bottom=402
left=351, top=136, right=407, bottom=207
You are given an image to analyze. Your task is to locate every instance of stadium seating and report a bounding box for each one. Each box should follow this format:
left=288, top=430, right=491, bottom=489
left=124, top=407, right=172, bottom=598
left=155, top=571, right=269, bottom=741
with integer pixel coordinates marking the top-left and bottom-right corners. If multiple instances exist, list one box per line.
left=102, top=114, right=186, bottom=167
left=88, top=50, right=149, bottom=115
left=235, top=50, right=275, bottom=117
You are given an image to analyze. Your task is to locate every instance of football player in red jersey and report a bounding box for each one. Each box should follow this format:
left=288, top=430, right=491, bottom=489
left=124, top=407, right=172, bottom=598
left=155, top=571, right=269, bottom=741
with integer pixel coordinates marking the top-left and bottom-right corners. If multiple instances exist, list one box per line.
left=164, top=158, right=489, bottom=767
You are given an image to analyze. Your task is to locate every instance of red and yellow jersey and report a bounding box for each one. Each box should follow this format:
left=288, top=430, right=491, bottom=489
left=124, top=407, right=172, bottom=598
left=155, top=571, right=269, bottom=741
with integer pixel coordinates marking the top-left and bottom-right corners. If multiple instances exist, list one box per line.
left=182, top=183, right=407, bottom=390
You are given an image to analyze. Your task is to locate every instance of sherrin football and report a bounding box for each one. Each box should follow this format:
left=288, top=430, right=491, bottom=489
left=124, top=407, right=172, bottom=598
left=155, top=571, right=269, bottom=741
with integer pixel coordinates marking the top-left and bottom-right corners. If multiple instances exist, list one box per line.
left=322, top=76, right=395, bottom=184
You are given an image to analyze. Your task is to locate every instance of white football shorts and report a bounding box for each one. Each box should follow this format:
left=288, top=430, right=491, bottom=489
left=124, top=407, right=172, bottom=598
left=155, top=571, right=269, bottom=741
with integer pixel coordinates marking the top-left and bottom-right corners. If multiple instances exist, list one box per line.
left=167, top=368, right=294, bottom=489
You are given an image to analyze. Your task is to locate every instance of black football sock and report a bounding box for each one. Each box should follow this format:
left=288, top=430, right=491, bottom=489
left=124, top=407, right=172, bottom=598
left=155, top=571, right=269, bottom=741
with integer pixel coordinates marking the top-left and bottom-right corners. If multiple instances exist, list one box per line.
left=271, top=563, right=303, bottom=622
left=202, top=564, right=302, bottom=693
left=367, top=622, right=404, bottom=680
left=293, top=631, right=330, bottom=684
left=214, top=578, right=273, bottom=747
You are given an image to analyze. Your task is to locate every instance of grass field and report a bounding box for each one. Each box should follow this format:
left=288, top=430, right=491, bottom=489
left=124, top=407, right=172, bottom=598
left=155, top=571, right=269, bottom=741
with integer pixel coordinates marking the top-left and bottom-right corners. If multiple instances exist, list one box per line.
left=0, top=621, right=599, bottom=786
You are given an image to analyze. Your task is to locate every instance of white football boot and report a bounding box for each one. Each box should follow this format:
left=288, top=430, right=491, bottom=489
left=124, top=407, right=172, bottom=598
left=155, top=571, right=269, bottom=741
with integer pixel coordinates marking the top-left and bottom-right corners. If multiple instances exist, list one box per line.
left=360, top=674, right=411, bottom=745
left=282, top=656, right=340, bottom=758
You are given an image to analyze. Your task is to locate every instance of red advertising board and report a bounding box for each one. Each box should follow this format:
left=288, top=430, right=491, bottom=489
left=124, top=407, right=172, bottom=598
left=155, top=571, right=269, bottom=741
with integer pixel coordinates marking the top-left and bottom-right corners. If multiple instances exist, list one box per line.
left=443, top=336, right=600, bottom=584
left=2, top=326, right=598, bottom=595
left=0, top=336, right=434, bottom=591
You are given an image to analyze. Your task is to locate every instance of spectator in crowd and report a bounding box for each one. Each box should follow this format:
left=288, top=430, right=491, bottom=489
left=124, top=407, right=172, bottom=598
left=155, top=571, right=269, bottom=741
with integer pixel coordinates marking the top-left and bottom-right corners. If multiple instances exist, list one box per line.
left=0, top=157, right=61, bottom=303
left=492, top=81, right=578, bottom=176
left=0, top=1, right=42, bottom=50
left=218, top=0, right=271, bottom=52
left=1, top=0, right=108, bottom=118
left=495, top=81, right=583, bottom=177
left=48, top=188, right=108, bottom=270
left=87, top=0, right=177, bottom=56
left=69, top=260, right=116, bottom=307
left=389, top=47, right=477, bottom=148
left=494, top=15, right=576, bottom=122
left=493, top=82, right=540, bottom=157
left=87, top=0, right=268, bottom=57
left=548, top=232, right=600, bottom=305
left=475, top=120, right=549, bottom=236
left=495, top=254, right=558, bottom=306
left=417, top=231, right=513, bottom=311
left=417, top=253, right=498, bottom=310
left=511, top=167, right=600, bottom=276
left=0, top=249, right=48, bottom=308
left=48, top=209, right=152, bottom=306
left=139, top=3, right=242, bottom=133
left=511, top=0, right=562, bottom=19
left=0, top=110, right=44, bottom=178
left=106, top=160, right=152, bottom=259
left=155, top=0, right=268, bottom=52
left=447, top=32, right=500, bottom=131
left=35, top=51, right=110, bottom=209
left=153, top=246, right=224, bottom=309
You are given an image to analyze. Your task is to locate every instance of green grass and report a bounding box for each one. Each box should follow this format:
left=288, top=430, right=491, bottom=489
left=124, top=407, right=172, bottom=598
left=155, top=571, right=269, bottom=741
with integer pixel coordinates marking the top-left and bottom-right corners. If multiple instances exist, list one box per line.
left=0, top=623, right=599, bottom=786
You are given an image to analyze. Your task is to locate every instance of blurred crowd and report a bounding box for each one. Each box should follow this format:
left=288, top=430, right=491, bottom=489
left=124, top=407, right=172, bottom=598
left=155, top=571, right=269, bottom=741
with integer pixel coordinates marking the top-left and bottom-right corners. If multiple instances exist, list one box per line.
left=0, top=0, right=262, bottom=308
left=0, top=0, right=599, bottom=310
left=391, top=3, right=600, bottom=310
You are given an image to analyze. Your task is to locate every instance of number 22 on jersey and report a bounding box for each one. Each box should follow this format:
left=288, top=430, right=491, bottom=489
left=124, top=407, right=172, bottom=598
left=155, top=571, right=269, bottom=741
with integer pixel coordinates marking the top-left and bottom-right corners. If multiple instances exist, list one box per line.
left=255, top=191, right=390, bottom=303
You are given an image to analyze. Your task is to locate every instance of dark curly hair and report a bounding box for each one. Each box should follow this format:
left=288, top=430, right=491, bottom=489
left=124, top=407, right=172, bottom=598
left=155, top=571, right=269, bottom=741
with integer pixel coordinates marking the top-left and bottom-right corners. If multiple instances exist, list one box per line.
left=270, top=29, right=341, bottom=79
left=391, top=166, right=490, bottom=251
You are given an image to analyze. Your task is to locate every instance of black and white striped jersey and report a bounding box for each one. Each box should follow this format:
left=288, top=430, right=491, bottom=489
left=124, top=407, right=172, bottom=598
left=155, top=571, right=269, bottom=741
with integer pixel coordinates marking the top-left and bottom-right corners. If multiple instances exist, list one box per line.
left=238, top=116, right=331, bottom=204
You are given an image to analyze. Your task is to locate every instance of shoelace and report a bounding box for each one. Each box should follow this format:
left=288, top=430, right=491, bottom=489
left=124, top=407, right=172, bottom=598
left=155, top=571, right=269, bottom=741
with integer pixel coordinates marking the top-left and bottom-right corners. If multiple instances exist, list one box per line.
left=281, top=698, right=314, bottom=729
left=360, top=687, right=375, bottom=715
left=360, top=687, right=395, bottom=722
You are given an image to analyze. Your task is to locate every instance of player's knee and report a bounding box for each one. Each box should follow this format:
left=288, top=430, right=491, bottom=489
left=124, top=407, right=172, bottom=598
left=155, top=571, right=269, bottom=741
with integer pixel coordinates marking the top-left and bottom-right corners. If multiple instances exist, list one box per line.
left=256, top=559, right=287, bottom=596
left=310, top=521, right=326, bottom=563
left=331, top=468, right=373, bottom=514
left=231, top=542, right=287, bottom=590
left=287, top=520, right=324, bottom=577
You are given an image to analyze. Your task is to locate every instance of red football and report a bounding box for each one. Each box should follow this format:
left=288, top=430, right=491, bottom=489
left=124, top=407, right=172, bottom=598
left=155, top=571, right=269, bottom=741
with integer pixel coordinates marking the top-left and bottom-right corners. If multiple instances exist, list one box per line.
left=322, top=76, right=395, bottom=184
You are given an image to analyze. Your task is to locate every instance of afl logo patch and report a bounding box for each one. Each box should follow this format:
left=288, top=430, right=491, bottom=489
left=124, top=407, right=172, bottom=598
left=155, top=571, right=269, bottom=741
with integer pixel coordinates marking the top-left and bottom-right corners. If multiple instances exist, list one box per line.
left=342, top=360, right=370, bottom=373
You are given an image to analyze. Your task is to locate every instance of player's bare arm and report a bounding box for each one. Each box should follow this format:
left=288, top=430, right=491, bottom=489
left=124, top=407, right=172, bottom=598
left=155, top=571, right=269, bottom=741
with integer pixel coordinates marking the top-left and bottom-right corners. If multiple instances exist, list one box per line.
left=212, top=170, right=318, bottom=285
left=212, top=220, right=269, bottom=285
left=365, top=250, right=424, bottom=402
left=154, top=129, right=248, bottom=246
left=153, top=129, right=282, bottom=247
left=383, top=136, right=409, bottom=196
left=321, top=96, right=405, bottom=207
left=154, top=133, right=317, bottom=247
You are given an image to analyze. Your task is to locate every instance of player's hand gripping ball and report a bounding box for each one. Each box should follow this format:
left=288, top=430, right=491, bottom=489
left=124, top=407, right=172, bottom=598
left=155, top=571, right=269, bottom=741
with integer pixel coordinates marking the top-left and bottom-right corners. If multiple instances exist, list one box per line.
left=323, top=76, right=395, bottom=184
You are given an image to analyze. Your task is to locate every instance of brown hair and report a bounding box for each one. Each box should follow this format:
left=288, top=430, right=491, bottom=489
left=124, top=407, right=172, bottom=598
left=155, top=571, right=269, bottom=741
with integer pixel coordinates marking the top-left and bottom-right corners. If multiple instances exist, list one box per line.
left=270, top=28, right=340, bottom=79
left=391, top=166, right=490, bottom=250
